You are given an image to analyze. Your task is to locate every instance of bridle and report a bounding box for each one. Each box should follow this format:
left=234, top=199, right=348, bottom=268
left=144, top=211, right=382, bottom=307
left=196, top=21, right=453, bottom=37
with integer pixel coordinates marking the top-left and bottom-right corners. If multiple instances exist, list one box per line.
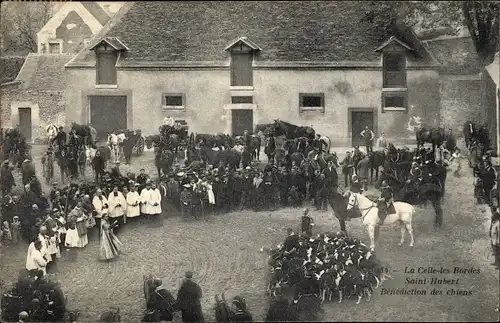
left=347, top=193, right=376, bottom=221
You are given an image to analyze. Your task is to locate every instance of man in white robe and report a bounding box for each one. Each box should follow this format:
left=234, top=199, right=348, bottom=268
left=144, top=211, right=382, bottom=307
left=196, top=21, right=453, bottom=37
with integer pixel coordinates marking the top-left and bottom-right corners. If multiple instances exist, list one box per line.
left=26, top=240, right=47, bottom=276
left=149, top=182, right=162, bottom=221
left=126, top=183, right=141, bottom=222
left=140, top=181, right=153, bottom=217
left=108, top=185, right=127, bottom=233
left=92, top=189, right=109, bottom=235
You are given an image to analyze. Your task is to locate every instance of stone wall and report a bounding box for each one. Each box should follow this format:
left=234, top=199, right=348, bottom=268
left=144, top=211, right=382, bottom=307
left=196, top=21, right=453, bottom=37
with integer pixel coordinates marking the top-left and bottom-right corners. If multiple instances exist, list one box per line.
left=0, top=84, right=66, bottom=142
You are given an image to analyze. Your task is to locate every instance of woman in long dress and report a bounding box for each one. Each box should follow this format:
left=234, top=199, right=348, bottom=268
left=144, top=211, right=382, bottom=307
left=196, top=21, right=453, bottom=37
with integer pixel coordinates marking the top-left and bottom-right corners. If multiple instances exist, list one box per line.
left=99, top=215, right=122, bottom=261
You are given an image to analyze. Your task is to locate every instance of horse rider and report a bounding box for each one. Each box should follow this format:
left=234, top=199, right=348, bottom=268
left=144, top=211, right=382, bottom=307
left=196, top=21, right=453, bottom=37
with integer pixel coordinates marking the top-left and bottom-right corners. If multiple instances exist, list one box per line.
left=407, top=162, right=423, bottom=184
left=377, top=180, right=394, bottom=225
left=176, top=271, right=204, bottom=323
left=352, top=146, right=364, bottom=170
left=376, top=132, right=388, bottom=150
left=229, top=296, right=253, bottom=322
left=55, top=126, right=67, bottom=151
left=360, top=126, right=375, bottom=153
left=313, top=134, right=324, bottom=160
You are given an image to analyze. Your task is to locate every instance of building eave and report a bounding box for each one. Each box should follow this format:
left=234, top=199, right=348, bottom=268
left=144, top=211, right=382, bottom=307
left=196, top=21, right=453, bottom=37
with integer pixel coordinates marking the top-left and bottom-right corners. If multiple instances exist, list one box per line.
left=374, top=36, right=414, bottom=52
left=89, top=37, right=128, bottom=51
left=224, top=37, right=262, bottom=51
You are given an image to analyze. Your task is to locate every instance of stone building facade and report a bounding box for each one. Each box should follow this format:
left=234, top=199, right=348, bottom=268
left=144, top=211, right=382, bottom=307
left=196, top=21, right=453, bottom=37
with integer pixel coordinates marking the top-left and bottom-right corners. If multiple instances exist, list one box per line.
left=64, top=1, right=441, bottom=146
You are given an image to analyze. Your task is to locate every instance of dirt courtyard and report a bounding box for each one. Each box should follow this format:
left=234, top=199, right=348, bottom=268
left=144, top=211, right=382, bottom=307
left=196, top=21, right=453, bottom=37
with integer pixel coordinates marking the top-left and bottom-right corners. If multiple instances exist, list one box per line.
left=0, top=145, right=498, bottom=322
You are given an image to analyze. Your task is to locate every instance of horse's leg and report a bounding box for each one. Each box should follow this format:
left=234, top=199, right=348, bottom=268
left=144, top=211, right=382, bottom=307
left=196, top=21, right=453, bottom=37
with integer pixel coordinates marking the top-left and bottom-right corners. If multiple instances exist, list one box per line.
left=367, top=225, right=376, bottom=250
left=398, top=221, right=406, bottom=246
left=406, top=222, right=414, bottom=247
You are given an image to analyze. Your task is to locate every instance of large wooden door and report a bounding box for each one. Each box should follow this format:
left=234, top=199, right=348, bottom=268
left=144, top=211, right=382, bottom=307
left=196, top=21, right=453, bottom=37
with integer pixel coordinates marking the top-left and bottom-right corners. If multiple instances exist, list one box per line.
left=351, top=111, right=374, bottom=146
left=232, top=109, right=253, bottom=136
left=89, top=96, right=127, bottom=140
left=18, top=108, right=32, bottom=141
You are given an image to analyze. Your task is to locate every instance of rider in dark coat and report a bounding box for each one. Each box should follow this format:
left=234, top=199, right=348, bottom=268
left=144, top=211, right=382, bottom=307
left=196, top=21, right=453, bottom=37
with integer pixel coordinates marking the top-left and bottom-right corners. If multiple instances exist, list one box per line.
left=378, top=181, right=394, bottom=224
left=176, top=271, right=204, bottom=323
left=229, top=296, right=253, bottom=322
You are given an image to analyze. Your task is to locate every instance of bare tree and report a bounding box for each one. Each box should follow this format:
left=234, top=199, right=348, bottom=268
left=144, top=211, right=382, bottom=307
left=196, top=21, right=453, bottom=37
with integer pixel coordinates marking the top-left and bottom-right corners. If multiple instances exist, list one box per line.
left=0, top=2, right=54, bottom=55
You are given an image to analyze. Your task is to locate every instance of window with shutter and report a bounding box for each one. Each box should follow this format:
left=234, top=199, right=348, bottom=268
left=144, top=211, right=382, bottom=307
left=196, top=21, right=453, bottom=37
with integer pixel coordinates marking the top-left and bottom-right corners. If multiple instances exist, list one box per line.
left=383, top=53, right=407, bottom=88
left=49, top=42, right=61, bottom=54
left=230, top=52, right=253, bottom=86
left=96, top=52, right=117, bottom=85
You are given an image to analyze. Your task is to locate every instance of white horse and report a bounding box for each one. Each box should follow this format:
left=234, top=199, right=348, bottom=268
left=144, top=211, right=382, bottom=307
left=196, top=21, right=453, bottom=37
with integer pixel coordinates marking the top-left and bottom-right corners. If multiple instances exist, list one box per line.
left=46, top=125, right=58, bottom=147
left=346, top=192, right=415, bottom=251
left=107, top=133, right=126, bottom=163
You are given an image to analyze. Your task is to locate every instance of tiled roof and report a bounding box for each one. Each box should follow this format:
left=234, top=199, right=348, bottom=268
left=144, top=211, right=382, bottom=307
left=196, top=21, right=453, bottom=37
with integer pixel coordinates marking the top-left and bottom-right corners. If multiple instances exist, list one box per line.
left=423, top=38, right=481, bottom=75
left=68, top=1, right=432, bottom=66
left=80, top=1, right=111, bottom=26
left=16, top=54, right=74, bottom=91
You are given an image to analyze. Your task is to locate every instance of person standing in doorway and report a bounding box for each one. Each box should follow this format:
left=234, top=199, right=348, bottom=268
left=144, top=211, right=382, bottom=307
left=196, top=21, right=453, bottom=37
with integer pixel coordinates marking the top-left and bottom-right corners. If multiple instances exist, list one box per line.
left=360, top=126, right=375, bottom=153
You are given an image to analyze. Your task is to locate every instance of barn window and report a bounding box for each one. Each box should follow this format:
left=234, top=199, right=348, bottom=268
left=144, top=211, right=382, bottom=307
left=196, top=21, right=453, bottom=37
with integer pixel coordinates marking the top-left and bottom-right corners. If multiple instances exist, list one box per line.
left=383, top=53, right=407, bottom=88
left=48, top=41, right=62, bottom=54
left=231, top=96, right=253, bottom=103
left=96, top=52, right=118, bottom=85
left=230, top=51, right=253, bottom=87
left=299, top=93, right=325, bottom=113
left=162, top=93, right=186, bottom=110
left=382, top=91, right=407, bottom=112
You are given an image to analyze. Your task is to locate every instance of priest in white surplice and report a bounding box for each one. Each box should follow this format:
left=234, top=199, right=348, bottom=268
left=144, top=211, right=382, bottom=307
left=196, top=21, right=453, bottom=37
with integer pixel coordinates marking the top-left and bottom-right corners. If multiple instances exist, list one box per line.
left=92, top=189, right=109, bottom=235
left=149, top=182, right=162, bottom=220
left=140, top=180, right=153, bottom=219
left=108, top=185, right=127, bottom=234
left=126, top=183, right=141, bottom=222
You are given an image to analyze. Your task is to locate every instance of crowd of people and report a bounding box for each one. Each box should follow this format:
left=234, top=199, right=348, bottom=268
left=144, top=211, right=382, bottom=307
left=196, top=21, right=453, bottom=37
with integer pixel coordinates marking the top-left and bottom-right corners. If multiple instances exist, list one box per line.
left=1, top=120, right=499, bottom=321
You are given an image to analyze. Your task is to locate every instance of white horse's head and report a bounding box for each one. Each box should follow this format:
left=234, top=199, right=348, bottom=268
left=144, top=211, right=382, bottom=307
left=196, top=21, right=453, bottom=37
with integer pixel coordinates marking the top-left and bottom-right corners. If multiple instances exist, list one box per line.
left=346, top=192, right=357, bottom=210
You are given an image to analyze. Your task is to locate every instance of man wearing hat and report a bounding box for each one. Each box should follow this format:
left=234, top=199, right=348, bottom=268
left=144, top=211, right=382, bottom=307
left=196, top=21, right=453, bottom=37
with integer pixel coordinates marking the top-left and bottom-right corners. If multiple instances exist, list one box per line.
left=377, top=180, right=394, bottom=225
left=1, top=159, right=15, bottom=195
left=177, top=271, right=204, bottom=322
left=137, top=169, right=149, bottom=191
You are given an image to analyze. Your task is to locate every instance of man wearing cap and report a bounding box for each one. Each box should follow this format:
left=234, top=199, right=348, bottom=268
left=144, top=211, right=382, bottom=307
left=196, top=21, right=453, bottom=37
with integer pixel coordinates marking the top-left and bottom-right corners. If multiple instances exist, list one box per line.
left=108, top=185, right=126, bottom=232
left=126, top=184, right=141, bottom=222
left=377, top=180, right=394, bottom=225
left=92, top=189, right=108, bottom=234
left=1, top=160, right=15, bottom=195
left=177, top=271, right=204, bottom=322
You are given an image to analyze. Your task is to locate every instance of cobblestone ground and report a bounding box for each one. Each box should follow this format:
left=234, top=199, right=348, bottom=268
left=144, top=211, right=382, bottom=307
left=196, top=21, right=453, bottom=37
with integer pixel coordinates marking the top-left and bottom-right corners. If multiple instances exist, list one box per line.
left=0, top=145, right=498, bottom=322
